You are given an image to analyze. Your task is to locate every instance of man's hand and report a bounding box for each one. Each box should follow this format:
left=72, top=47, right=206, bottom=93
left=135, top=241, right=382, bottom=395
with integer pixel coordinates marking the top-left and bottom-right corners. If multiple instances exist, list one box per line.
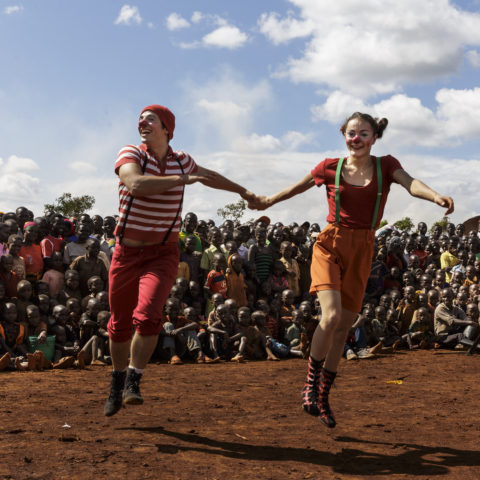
left=433, top=194, right=454, bottom=215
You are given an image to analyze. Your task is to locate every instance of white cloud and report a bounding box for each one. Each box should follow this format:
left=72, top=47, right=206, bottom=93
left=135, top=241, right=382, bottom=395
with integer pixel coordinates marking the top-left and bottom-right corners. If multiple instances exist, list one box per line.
left=311, top=91, right=368, bottom=124
left=436, top=87, right=480, bottom=137
left=231, top=130, right=314, bottom=153
left=3, top=155, right=39, bottom=174
left=260, top=0, right=480, bottom=97
left=232, top=133, right=283, bottom=153
left=179, top=41, right=200, bottom=49
left=181, top=70, right=273, bottom=151
left=172, top=13, right=248, bottom=50
left=258, top=11, right=314, bottom=45
left=0, top=156, right=40, bottom=209
left=465, top=49, right=480, bottom=68
left=166, top=12, right=190, bottom=31
left=202, top=25, right=248, bottom=49
left=196, top=99, right=250, bottom=118
left=68, top=161, right=97, bottom=174
left=4, top=5, right=23, bottom=15
left=191, top=11, right=204, bottom=24
left=282, top=130, right=314, bottom=150
left=114, top=5, right=142, bottom=26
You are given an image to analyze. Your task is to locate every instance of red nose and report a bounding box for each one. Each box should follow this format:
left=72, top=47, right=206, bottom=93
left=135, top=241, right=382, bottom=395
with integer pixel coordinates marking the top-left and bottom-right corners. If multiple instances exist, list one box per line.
left=138, top=119, right=148, bottom=129
left=352, top=135, right=361, bottom=143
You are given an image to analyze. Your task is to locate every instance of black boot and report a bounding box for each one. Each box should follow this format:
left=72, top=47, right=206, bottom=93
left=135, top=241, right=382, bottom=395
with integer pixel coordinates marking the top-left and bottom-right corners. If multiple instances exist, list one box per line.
left=319, top=367, right=337, bottom=428
left=301, top=356, right=324, bottom=416
left=104, top=370, right=126, bottom=417
left=123, top=368, right=144, bottom=405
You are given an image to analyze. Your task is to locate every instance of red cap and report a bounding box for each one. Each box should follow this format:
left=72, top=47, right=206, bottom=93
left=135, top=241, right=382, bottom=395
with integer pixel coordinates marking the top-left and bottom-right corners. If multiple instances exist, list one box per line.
left=140, top=105, right=175, bottom=140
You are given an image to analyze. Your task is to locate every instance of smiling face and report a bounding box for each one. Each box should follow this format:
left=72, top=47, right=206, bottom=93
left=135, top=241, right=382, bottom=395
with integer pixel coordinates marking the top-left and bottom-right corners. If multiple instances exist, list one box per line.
left=138, top=110, right=169, bottom=147
left=344, top=118, right=377, bottom=159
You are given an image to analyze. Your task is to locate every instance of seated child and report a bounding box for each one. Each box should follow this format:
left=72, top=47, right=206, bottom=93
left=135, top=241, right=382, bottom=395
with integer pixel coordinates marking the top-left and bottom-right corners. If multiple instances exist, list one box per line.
left=25, top=304, right=48, bottom=346
left=284, top=309, right=307, bottom=357
left=81, top=276, right=104, bottom=311
left=50, top=304, right=84, bottom=368
left=66, top=297, right=82, bottom=334
left=231, top=306, right=262, bottom=362
left=207, top=303, right=239, bottom=361
left=160, top=297, right=212, bottom=364
left=57, top=269, right=82, bottom=304
left=299, top=300, right=318, bottom=356
left=78, top=297, right=103, bottom=361
left=16, top=279, right=35, bottom=328
left=279, top=289, right=295, bottom=343
left=368, top=305, right=400, bottom=354
left=460, top=303, right=480, bottom=354
left=0, top=302, right=47, bottom=371
left=406, top=307, right=435, bottom=349
left=251, top=309, right=279, bottom=361
left=37, top=293, right=52, bottom=330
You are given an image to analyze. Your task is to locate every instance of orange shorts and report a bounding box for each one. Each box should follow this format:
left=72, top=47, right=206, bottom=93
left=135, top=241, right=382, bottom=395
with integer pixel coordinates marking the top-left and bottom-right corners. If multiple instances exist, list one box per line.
left=309, top=223, right=375, bottom=313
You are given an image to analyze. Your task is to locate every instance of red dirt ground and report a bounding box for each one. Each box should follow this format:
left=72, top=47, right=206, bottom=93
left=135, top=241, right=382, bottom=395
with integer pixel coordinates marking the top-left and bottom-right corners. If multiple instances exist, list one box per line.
left=1, top=350, right=479, bottom=480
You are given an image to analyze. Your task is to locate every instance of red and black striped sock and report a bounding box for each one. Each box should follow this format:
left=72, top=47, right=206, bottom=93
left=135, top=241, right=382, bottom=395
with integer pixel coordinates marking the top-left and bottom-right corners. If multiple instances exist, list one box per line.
left=318, top=367, right=337, bottom=428
left=301, top=356, right=324, bottom=416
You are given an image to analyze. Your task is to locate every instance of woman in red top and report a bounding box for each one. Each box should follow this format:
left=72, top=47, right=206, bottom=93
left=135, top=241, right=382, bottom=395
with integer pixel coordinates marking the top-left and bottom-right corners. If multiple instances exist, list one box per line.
left=250, top=112, right=454, bottom=428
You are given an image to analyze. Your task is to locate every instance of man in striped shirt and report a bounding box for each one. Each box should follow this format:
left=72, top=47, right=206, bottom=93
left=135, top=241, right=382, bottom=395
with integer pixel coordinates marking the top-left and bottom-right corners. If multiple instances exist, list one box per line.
left=104, top=104, right=254, bottom=417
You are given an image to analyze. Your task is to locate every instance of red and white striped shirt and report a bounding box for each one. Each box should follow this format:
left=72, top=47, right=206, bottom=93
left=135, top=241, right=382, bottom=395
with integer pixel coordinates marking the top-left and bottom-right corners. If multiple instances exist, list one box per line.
left=114, top=143, right=198, bottom=244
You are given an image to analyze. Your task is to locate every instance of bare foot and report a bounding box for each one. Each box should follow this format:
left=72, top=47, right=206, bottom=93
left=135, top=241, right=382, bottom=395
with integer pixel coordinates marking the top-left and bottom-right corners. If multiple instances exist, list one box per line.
left=27, top=354, right=36, bottom=371
left=0, top=353, right=11, bottom=371
left=76, top=350, right=86, bottom=369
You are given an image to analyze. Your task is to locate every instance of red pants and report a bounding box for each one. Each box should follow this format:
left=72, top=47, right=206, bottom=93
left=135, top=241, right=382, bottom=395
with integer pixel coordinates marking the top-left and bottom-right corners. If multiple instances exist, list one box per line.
left=108, top=242, right=179, bottom=342
left=310, top=224, right=375, bottom=313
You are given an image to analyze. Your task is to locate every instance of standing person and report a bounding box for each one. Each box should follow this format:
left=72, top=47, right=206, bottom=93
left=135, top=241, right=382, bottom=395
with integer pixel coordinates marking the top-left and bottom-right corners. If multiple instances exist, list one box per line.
left=249, top=112, right=454, bottom=428
left=104, top=104, right=253, bottom=417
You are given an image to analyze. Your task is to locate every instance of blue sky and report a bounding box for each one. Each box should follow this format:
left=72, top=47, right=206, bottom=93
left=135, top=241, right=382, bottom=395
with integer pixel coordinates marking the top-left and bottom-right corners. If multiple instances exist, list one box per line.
left=1, top=0, right=480, bottom=228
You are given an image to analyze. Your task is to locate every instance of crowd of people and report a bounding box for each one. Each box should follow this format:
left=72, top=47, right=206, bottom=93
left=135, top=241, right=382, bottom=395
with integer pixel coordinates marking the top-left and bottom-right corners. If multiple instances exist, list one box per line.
left=0, top=205, right=479, bottom=373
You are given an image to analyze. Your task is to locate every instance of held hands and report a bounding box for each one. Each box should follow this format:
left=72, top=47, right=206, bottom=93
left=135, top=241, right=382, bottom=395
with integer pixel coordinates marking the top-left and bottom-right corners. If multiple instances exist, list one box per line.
left=241, top=190, right=272, bottom=210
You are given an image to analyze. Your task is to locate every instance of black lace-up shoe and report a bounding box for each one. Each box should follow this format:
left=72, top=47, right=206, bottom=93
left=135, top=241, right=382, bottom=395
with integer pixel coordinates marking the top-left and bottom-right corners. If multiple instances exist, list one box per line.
left=123, top=369, right=144, bottom=405
left=104, top=370, right=127, bottom=417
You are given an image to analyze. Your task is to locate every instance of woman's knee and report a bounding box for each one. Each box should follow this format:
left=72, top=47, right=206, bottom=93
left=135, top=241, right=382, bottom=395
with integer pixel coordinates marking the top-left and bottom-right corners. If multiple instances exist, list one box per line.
left=319, top=309, right=342, bottom=330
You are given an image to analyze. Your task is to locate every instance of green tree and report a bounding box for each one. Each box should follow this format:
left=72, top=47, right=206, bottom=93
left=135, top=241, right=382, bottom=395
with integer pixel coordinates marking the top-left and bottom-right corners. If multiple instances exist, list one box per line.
left=217, top=199, right=246, bottom=223
left=430, top=216, right=449, bottom=233
left=377, top=219, right=388, bottom=229
left=44, top=192, right=96, bottom=218
left=393, top=216, right=414, bottom=232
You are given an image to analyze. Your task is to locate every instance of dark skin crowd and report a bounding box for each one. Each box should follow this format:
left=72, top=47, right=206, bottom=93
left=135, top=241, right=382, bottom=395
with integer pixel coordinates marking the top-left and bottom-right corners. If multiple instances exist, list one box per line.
left=0, top=206, right=479, bottom=372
